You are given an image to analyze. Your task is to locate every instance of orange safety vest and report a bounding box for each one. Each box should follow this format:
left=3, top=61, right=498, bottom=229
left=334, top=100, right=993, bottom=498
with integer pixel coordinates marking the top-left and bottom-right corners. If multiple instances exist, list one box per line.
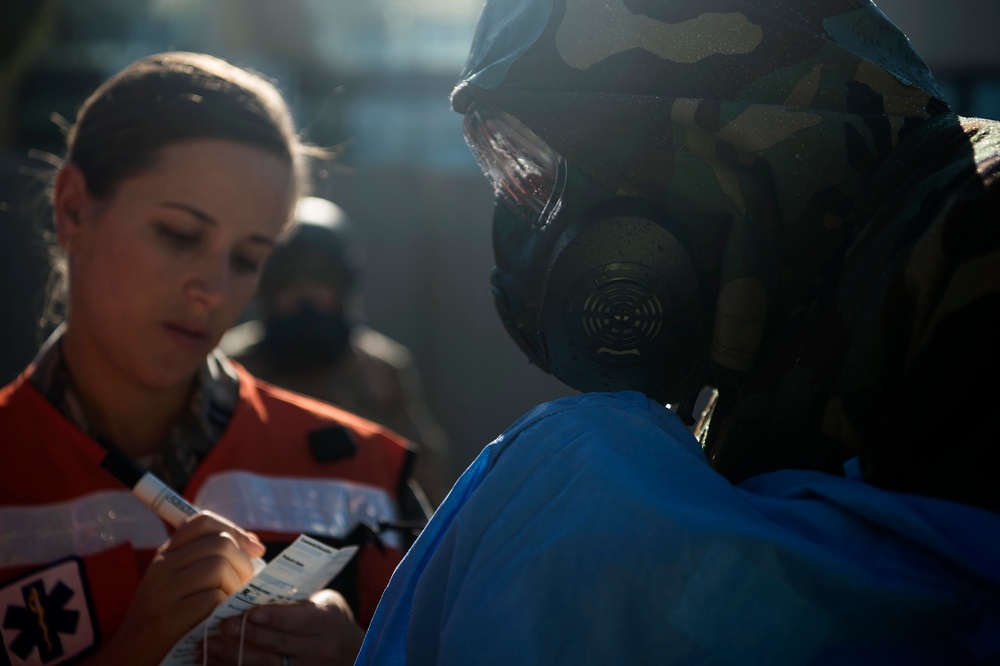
left=0, top=364, right=414, bottom=664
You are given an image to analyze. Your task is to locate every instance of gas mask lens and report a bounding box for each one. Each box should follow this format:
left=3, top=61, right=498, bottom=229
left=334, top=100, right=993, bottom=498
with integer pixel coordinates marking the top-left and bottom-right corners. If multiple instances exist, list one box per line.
left=463, top=104, right=566, bottom=228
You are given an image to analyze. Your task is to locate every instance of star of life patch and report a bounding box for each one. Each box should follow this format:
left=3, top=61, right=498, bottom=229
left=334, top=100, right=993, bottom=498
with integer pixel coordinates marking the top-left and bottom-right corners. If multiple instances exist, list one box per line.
left=0, top=558, right=97, bottom=665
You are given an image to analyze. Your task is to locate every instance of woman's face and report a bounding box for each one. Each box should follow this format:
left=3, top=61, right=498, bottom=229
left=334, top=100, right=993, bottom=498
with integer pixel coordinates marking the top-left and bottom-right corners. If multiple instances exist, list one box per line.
left=57, top=138, right=295, bottom=390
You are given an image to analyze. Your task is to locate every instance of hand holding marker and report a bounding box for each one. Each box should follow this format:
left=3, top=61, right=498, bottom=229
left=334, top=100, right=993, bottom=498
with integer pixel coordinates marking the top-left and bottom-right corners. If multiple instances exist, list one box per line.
left=100, top=449, right=267, bottom=574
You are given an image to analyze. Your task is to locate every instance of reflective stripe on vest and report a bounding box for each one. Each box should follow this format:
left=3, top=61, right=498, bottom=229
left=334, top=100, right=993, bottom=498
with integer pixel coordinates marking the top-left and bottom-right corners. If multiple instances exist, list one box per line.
left=194, top=471, right=401, bottom=549
left=0, top=490, right=168, bottom=568
left=1, top=474, right=400, bottom=568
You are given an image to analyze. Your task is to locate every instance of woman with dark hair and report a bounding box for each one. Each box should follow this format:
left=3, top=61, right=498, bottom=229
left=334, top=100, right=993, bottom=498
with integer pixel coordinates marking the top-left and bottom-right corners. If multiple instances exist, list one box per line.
left=0, top=52, right=425, bottom=665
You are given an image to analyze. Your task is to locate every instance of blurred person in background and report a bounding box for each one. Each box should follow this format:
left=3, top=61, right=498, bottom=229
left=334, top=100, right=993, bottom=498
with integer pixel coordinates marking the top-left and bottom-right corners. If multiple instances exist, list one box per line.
left=357, top=0, right=1000, bottom=663
left=221, top=195, right=451, bottom=508
left=0, top=51, right=425, bottom=666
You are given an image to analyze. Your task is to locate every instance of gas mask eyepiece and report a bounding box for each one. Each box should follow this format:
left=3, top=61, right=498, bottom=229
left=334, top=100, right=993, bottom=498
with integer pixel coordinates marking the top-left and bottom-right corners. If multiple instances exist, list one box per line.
left=463, top=103, right=566, bottom=229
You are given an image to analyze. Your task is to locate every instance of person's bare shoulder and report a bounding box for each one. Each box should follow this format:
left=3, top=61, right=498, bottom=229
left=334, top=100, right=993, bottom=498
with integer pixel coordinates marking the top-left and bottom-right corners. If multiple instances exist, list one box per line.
left=351, top=326, right=413, bottom=370
left=218, top=320, right=265, bottom=358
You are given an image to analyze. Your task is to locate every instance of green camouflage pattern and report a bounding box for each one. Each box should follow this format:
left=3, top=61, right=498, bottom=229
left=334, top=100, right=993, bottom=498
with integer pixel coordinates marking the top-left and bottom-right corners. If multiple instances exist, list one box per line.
left=453, top=0, right=1000, bottom=512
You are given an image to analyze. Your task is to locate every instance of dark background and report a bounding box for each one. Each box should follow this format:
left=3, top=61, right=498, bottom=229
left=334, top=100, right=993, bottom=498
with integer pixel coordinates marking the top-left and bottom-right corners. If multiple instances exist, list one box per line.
left=2, top=0, right=999, bottom=486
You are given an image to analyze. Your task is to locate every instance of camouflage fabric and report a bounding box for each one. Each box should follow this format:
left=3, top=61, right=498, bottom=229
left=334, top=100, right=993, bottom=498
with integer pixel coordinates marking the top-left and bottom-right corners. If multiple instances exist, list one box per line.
left=29, top=325, right=239, bottom=491
left=452, top=0, right=1000, bottom=512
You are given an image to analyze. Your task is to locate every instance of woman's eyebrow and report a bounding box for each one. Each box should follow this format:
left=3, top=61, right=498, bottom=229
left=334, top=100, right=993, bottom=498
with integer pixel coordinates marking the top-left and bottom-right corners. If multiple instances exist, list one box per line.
left=158, top=201, right=215, bottom=224
left=157, top=201, right=275, bottom=246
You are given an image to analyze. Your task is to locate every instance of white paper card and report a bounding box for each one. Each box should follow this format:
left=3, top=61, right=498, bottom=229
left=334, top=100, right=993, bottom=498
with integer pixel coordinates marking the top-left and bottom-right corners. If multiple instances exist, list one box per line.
left=159, top=535, right=358, bottom=665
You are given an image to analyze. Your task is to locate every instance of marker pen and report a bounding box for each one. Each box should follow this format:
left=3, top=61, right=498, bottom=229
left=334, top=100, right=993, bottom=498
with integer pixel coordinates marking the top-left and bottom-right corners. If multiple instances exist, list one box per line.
left=100, top=450, right=199, bottom=527
left=101, top=450, right=266, bottom=573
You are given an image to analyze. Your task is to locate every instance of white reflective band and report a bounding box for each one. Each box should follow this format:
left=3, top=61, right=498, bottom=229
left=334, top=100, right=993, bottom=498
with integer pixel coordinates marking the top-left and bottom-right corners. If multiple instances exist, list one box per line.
left=194, top=472, right=401, bottom=549
left=0, top=475, right=401, bottom=569
left=0, top=491, right=168, bottom=568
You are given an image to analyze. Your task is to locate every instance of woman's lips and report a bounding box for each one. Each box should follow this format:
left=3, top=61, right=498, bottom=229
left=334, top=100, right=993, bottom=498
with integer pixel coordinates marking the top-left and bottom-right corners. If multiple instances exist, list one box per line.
left=162, top=321, right=209, bottom=348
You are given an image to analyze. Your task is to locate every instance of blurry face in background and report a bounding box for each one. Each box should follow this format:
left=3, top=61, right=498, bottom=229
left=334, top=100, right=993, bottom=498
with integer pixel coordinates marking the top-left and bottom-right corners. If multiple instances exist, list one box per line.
left=270, top=280, right=344, bottom=317
left=261, top=277, right=356, bottom=366
left=56, top=138, right=295, bottom=390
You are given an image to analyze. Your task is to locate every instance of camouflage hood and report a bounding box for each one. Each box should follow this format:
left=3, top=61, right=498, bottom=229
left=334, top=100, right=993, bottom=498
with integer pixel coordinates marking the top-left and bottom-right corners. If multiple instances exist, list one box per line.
left=451, top=0, right=949, bottom=373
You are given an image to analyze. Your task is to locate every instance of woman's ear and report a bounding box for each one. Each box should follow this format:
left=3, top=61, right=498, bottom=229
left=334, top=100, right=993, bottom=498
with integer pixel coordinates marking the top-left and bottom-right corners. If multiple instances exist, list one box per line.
left=53, top=163, right=90, bottom=251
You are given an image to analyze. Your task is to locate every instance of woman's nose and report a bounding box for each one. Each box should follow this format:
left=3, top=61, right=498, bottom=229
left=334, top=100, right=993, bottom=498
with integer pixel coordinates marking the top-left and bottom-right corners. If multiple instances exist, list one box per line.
left=184, top=257, right=229, bottom=309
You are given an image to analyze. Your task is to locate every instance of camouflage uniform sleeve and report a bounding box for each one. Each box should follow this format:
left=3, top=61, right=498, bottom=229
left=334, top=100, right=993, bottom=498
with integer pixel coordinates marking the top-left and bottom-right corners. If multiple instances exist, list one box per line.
left=850, top=125, right=1000, bottom=513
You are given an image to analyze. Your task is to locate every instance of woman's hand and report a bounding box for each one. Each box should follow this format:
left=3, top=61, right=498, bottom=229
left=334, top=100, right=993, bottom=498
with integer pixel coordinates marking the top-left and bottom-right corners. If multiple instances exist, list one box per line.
left=206, top=589, right=365, bottom=665
left=91, top=511, right=266, bottom=666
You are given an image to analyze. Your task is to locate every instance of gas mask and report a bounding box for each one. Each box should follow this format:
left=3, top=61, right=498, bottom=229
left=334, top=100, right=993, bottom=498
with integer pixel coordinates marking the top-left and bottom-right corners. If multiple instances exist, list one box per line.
left=465, top=103, right=709, bottom=404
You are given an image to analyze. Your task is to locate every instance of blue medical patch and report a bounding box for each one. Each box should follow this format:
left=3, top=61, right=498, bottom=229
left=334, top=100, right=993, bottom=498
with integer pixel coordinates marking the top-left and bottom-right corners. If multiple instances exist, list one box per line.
left=0, top=558, right=98, bottom=665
